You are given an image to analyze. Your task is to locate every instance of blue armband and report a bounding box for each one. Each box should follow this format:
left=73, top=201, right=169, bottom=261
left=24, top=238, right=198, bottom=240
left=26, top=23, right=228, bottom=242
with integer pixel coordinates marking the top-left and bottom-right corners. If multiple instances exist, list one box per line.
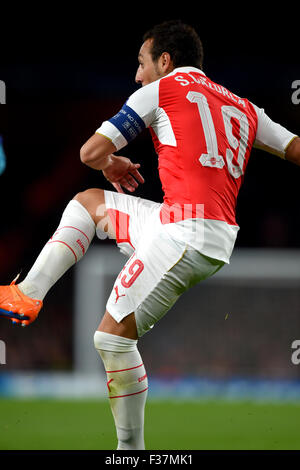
left=108, top=104, right=146, bottom=143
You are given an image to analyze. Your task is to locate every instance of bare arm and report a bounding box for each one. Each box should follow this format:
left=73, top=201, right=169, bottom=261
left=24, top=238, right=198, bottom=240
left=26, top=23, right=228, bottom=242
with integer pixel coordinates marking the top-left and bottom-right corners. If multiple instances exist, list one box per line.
left=80, top=133, right=117, bottom=170
left=80, top=133, right=144, bottom=193
left=285, top=137, right=300, bottom=166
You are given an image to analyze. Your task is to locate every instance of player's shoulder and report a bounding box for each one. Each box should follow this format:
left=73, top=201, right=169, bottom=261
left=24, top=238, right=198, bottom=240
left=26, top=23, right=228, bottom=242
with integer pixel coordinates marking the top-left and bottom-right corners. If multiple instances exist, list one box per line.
left=127, top=80, right=160, bottom=109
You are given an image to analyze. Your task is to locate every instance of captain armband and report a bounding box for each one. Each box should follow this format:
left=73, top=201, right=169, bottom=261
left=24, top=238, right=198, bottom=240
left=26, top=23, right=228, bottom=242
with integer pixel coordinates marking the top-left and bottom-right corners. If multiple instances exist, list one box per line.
left=108, top=104, right=146, bottom=144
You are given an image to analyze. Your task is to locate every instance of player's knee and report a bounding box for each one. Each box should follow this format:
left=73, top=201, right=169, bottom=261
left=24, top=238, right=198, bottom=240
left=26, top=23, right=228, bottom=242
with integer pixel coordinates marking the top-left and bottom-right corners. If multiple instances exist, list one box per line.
left=93, top=330, right=108, bottom=352
left=73, top=188, right=105, bottom=223
left=94, top=330, right=138, bottom=353
left=73, top=188, right=104, bottom=206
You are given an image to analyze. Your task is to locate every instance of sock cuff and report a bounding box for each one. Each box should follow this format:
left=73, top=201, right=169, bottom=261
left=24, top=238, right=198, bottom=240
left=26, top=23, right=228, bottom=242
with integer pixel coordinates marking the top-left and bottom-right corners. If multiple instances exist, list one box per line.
left=63, top=199, right=95, bottom=229
left=94, top=331, right=138, bottom=353
left=56, top=199, right=96, bottom=246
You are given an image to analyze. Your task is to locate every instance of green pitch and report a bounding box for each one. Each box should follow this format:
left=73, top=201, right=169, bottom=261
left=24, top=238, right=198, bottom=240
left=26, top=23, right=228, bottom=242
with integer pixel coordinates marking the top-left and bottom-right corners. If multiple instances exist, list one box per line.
left=0, top=398, right=300, bottom=450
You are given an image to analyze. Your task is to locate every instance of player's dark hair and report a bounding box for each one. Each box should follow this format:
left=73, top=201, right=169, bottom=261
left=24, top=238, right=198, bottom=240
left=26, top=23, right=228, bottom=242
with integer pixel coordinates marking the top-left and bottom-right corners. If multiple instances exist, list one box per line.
left=143, top=20, right=204, bottom=70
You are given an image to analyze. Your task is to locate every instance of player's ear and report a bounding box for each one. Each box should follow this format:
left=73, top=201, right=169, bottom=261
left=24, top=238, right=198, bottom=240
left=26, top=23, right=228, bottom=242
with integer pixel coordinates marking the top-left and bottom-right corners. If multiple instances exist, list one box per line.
left=159, top=52, right=173, bottom=74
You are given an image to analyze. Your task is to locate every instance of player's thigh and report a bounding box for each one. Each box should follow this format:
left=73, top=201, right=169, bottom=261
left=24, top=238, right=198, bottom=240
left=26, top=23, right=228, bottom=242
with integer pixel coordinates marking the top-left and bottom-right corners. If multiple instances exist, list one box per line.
left=135, top=249, right=224, bottom=337
left=105, top=231, right=224, bottom=338
left=104, top=231, right=187, bottom=338
left=103, top=190, right=161, bottom=256
left=73, top=188, right=156, bottom=242
left=97, top=310, right=138, bottom=340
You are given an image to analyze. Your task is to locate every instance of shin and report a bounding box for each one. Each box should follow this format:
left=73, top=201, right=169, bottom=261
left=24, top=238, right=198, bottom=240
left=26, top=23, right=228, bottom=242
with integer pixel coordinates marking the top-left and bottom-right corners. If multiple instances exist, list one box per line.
left=94, top=330, right=148, bottom=450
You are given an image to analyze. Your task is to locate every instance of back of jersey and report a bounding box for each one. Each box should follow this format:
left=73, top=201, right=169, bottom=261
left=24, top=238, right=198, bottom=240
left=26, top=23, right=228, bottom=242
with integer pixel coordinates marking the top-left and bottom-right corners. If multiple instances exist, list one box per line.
left=150, top=67, right=258, bottom=226
left=97, top=65, right=296, bottom=262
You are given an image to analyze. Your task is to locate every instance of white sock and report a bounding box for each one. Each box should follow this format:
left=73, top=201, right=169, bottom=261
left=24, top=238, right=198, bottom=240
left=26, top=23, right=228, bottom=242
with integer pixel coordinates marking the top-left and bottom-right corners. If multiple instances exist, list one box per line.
left=94, top=331, right=148, bottom=450
left=18, top=200, right=95, bottom=300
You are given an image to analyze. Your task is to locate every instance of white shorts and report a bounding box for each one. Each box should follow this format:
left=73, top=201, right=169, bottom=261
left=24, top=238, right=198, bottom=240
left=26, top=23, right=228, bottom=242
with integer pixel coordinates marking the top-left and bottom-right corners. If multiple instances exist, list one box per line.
left=104, top=190, right=224, bottom=337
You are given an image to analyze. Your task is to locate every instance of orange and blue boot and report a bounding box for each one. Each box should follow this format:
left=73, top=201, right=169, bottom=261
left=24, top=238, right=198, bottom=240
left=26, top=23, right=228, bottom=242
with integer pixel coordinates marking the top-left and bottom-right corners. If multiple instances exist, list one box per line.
left=0, top=278, right=43, bottom=327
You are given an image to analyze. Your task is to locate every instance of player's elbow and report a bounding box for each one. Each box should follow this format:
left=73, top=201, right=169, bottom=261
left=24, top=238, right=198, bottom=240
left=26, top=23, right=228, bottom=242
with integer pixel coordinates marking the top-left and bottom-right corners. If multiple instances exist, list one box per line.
left=80, top=144, right=105, bottom=168
left=285, top=137, right=300, bottom=166
left=80, top=143, right=95, bottom=165
left=80, top=134, right=104, bottom=165
left=80, top=133, right=116, bottom=167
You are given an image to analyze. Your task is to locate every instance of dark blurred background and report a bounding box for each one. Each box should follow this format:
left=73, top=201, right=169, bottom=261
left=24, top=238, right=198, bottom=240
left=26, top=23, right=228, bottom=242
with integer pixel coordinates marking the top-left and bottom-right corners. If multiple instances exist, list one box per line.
left=0, top=6, right=299, bottom=376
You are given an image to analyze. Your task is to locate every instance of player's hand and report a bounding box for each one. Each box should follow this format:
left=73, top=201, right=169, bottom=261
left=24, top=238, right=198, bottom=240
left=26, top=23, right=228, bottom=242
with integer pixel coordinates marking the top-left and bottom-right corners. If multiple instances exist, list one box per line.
left=102, top=155, right=144, bottom=193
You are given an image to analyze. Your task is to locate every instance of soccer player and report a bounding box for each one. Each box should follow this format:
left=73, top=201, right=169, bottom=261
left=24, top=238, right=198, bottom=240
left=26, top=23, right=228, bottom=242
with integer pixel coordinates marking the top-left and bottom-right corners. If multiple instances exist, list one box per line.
left=0, top=20, right=299, bottom=450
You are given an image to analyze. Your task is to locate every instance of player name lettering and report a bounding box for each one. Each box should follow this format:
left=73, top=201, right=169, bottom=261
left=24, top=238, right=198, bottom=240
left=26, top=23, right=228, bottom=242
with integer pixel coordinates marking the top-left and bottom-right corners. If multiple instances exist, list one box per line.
left=175, top=74, right=246, bottom=107
left=105, top=455, right=139, bottom=467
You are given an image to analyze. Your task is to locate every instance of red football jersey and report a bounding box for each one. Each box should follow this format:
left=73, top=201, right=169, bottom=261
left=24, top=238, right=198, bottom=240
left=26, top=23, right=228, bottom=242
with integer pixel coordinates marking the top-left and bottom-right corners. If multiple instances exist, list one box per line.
left=149, top=69, right=258, bottom=226
left=97, top=66, right=296, bottom=262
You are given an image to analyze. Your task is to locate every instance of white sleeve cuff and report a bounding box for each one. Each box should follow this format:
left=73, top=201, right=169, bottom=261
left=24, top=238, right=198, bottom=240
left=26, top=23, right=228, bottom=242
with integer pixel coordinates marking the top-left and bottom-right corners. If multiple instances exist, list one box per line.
left=96, top=121, right=128, bottom=151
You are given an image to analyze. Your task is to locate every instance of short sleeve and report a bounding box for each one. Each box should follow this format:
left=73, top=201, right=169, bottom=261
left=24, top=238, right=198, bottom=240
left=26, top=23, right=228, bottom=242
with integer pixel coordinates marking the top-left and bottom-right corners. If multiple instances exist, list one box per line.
left=96, top=81, right=159, bottom=151
left=252, top=103, right=297, bottom=159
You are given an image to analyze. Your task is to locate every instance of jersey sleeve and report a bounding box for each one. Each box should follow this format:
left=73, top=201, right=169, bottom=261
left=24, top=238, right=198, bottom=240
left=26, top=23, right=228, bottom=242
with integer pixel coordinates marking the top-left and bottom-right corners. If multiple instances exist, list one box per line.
left=96, top=81, right=159, bottom=151
left=252, top=103, right=298, bottom=159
